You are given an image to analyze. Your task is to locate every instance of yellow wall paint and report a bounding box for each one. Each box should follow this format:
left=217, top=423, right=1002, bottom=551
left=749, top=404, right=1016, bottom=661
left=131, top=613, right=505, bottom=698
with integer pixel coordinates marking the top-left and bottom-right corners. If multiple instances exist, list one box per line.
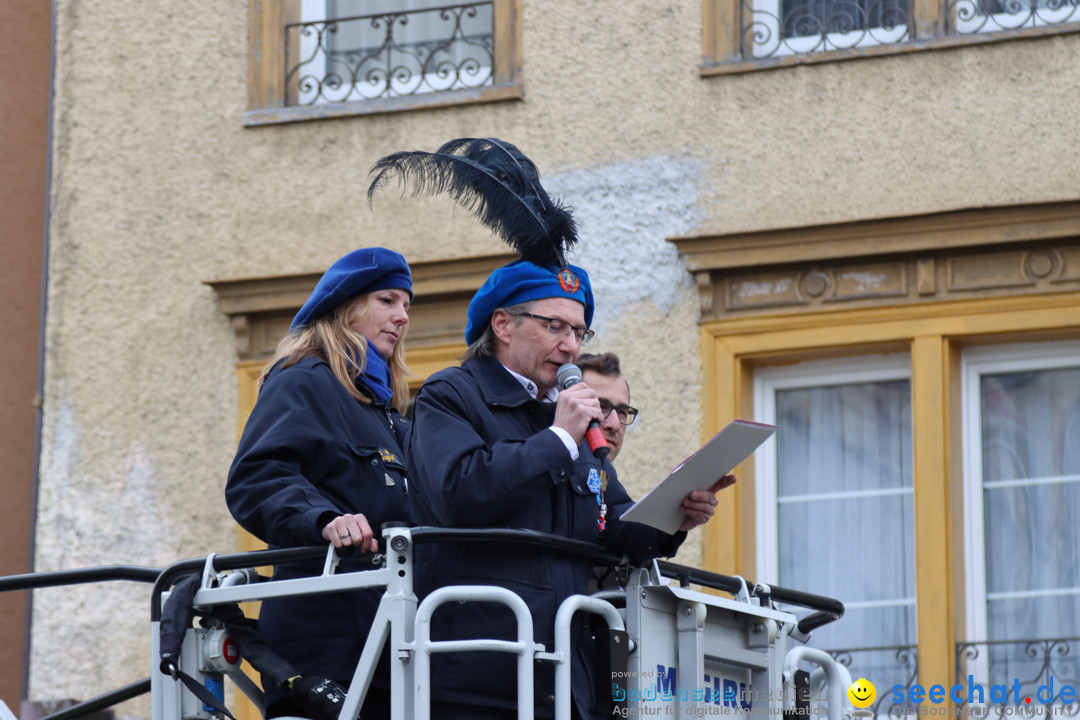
left=911, top=335, right=955, bottom=693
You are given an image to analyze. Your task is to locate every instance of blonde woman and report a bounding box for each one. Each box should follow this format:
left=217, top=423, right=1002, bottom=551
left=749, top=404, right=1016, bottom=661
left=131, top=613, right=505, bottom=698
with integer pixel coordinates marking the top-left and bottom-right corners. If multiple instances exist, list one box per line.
left=226, top=247, right=413, bottom=718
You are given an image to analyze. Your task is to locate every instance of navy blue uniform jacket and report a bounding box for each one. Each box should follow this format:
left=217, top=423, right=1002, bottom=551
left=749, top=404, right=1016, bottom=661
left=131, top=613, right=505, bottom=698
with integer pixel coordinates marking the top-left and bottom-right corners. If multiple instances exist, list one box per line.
left=407, top=355, right=684, bottom=719
left=225, top=356, right=411, bottom=696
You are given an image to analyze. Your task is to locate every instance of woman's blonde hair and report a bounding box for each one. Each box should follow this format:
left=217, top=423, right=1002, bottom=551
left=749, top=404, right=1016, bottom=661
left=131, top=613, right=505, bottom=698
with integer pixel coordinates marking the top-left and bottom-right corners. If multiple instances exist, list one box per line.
left=260, top=294, right=411, bottom=413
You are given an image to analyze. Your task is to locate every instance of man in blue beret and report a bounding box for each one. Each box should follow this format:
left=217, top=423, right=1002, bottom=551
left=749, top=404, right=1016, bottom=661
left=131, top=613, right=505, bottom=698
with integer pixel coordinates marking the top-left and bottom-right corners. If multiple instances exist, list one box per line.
left=406, top=260, right=729, bottom=720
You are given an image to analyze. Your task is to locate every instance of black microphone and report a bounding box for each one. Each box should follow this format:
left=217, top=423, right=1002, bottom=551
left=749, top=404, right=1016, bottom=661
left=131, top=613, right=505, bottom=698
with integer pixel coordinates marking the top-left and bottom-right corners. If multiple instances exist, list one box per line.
left=556, top=364, right=610, bottom=459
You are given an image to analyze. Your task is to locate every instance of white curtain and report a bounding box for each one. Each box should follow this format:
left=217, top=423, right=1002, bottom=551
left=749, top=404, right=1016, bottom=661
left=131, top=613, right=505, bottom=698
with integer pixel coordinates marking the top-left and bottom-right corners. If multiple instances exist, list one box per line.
left=978, top=365, right=1080, bottom=686
left=774, top=379, right=916, bottom=694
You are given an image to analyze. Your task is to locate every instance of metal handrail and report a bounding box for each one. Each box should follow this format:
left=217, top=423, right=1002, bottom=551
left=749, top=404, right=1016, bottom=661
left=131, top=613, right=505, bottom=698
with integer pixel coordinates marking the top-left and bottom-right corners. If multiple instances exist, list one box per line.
left=150, top=546, right=328, bottom=621
left=406, top=527, right=846, bottom=625
left=146, top=525, right=845, bottom=625
left=0, top=566, right=162, bottom=720
left=0, top=565, right=161, bottom=592
left=36, top=679, right=152, bottom=720
left=1, top=525, right=847, bottom=720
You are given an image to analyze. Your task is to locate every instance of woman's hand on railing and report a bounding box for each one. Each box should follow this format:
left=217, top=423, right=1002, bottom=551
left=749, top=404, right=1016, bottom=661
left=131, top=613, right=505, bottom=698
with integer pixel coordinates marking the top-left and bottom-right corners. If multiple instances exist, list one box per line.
left=321, top=513, right=378, bottom=553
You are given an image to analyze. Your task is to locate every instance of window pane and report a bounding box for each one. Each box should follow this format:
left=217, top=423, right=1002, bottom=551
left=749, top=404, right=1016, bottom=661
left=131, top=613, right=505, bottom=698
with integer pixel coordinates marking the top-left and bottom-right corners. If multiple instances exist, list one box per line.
left=980, top=367, right=1080, bottom=642
left=774, top=378, right=915, bottom=698
left=778, top=493, right=915, bottom=616
left=961, top=357, right=1080, bottom=700
left=289, top=0, right=494, bottom=105
left=951, top=0, right=1080, bottom=34
left=776, top=380, right=913, bottom=497
left=782, top=0, right=909, bottom=37
left=981, top=368, right=1080, bottom=482
left=748, top=0, right=909, bottom=57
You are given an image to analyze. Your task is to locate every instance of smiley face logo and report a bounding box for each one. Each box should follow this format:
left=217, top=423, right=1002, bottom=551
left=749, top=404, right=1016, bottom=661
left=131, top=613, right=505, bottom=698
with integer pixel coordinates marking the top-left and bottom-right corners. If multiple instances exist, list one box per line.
left=848, top=678, right=876, bottom=708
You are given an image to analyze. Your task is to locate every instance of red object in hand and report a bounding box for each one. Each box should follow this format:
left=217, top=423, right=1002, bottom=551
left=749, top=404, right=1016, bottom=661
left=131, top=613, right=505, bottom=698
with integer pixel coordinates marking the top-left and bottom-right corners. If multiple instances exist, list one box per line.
left=585, top=425, right=609, bottom=459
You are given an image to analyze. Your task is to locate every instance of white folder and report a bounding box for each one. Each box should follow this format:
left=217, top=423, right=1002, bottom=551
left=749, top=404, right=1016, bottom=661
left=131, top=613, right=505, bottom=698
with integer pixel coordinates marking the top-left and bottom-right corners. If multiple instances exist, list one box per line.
left=619, top=419, right=777, bottom=534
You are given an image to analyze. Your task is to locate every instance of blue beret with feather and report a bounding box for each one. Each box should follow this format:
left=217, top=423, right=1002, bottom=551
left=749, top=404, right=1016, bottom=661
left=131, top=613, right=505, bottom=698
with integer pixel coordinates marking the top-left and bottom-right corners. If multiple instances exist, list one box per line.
left=367, top=138, right=592, bottom=343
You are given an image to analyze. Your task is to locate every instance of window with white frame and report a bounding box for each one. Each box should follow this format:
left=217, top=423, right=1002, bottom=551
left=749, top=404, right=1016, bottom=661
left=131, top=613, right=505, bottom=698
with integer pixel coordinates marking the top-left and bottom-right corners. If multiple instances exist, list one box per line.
left=951, top=0, right=1080, bottom=35
left=748, top=0, right=909, bottom=58
left=291, top=0, right=494, bottom=106
left=755, top=354, right=916, bottom=705
left=705, top=0, right=1080, bottom=71
left=961, top=341, right=1080, bottom=699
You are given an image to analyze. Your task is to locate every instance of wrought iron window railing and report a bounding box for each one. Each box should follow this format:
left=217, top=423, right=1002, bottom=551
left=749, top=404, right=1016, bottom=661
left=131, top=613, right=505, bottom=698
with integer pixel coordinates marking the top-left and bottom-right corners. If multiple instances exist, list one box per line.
left=950, top=0, right=1080, bottom=33
left=828, top=645, right=920, bottom=718
left=818, top=639, right=1080, bottom=717
left=738, top=0, right=1079, bottom=59
left=956, top=638, right=1080, bottom=716
left=743, top=0, right=909, bottom=57
left=284, top=2, right=494, bottom=107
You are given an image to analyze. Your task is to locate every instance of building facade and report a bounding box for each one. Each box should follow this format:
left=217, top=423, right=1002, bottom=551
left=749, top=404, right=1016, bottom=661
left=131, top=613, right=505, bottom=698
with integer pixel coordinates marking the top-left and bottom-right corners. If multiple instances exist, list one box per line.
left=11, top=0, right=1080, bottom=716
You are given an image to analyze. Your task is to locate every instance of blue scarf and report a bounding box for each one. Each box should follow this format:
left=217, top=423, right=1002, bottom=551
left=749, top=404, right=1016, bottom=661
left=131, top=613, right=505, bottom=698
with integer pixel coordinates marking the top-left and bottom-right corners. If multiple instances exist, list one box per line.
left=355, top=339, right=394, bottom=405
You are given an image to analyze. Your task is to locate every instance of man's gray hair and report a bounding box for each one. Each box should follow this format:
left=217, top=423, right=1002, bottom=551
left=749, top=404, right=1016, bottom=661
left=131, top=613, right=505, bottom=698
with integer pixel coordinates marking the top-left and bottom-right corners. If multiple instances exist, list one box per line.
left=462, top=300, right=535, bottom=360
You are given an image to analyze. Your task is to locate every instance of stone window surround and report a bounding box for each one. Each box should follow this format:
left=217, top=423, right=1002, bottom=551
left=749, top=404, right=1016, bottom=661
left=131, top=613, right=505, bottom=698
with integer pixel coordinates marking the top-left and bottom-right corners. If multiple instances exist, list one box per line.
left=669, top=200, right=1080, bottom=321
left=207, top=202, right=1080, bottom=359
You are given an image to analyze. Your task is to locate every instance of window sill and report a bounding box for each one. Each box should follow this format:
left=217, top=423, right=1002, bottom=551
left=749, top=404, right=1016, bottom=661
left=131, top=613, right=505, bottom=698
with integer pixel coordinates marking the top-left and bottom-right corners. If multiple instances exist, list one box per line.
left=700, top=23, right=1080, bottom=76
left=243, top=82, right=523, bottom=127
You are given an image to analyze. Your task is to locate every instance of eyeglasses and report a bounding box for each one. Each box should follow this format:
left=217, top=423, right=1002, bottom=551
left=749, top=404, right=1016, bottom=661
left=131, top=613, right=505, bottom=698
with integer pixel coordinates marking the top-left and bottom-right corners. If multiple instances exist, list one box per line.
left=514, top=312, right=595, bottom=346
left=599, top=398, right=638, bottom=426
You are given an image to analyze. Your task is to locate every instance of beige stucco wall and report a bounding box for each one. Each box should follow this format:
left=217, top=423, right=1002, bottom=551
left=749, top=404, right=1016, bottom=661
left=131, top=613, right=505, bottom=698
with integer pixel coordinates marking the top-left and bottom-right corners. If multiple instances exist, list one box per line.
left=32, top=0, right=1079, bottom=714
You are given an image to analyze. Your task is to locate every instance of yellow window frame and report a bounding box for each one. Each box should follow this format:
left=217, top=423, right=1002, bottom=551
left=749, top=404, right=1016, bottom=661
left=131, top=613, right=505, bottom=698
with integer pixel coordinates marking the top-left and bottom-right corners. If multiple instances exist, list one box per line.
left=699, top=289, right=1080, bottom=696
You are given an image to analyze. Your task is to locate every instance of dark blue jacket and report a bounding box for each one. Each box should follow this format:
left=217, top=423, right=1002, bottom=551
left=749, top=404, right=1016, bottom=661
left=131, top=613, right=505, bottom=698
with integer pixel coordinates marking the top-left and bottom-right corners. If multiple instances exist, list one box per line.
left=225, top=356, right=411, bottom=695
left=407, top=355, right=684, bottom=719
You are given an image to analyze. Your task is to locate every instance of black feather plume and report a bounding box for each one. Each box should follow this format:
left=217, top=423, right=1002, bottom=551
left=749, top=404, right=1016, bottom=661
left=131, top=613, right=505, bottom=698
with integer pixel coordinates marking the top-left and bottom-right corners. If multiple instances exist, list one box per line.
left=367, top=138, right=578, bottom=268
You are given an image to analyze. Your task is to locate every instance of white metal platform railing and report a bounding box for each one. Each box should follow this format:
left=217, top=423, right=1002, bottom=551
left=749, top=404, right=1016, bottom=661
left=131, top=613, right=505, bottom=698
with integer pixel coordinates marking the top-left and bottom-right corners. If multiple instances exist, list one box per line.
left=2, top=525, right=852, bottom=720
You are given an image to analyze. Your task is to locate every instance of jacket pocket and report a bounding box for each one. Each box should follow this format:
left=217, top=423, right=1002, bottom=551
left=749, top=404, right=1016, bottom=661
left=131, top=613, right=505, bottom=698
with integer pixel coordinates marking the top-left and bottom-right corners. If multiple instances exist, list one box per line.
left=347, top=443, right=408, bottom=490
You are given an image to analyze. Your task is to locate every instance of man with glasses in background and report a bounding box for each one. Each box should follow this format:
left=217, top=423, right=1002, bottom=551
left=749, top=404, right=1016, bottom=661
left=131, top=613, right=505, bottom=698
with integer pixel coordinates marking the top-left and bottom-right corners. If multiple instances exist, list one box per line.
left=406, top=260, right=725, bottom=720
left=576, top=352, right=638, bottom=462
left=576, top=352, right=658, bottom=597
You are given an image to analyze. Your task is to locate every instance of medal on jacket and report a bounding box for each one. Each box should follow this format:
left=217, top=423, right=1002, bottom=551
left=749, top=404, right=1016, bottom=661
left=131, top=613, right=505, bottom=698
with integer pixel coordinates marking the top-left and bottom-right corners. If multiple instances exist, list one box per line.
left=588, top=468, right=607, bottom=532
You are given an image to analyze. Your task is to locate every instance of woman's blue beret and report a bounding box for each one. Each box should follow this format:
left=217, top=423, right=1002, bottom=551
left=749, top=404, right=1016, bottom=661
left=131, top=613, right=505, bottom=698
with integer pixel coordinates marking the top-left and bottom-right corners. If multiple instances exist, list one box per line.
left=291, top=247, right=413, bottom=331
